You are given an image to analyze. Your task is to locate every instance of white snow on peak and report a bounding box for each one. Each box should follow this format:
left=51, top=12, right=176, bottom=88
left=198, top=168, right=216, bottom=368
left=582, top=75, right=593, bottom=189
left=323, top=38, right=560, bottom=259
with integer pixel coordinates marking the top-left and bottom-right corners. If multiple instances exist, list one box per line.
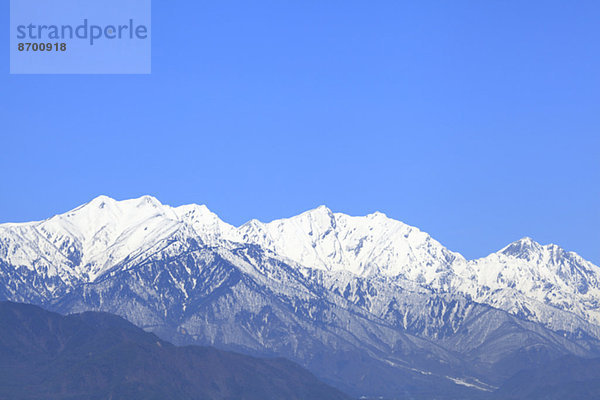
left=1, top=195, right=599, bottom=327
left=237, top=206, right=464, bottom=279
left=7, top=195, right=182, bottom=280
left=463, top=237, right=600, bottom=325
left=0, top=195, right=230, bottom=281
left=173, top=203, right=238, bottom=244
left=2, top=198, right=463, bottom=282
left=499, top=237, right=542, bottom=257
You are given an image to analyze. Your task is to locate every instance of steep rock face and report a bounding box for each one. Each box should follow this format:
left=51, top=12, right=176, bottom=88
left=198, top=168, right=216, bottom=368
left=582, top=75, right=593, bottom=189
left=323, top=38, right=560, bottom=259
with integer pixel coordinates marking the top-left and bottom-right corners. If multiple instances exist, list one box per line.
left=2, top=195, right=600, bottom=398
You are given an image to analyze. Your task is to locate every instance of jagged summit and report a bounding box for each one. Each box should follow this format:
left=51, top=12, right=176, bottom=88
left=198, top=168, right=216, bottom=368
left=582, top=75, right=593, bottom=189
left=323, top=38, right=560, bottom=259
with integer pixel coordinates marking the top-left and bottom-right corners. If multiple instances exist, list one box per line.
left=87, top=193, right=116, bottom=204
left=500, top=237, right=543, bottom=258
left=367, top=210, right=388, bottom=218
left=0, top=196, right=590, bottom=276
left=1, top=195, right=599, bottom=325
left=268, top=204, right=337, bottom=229
left=74, top=194, right=163, bottom=212
left=313, top=204, right=333, bottom=213
left=2, top=195, right=600, bottom=398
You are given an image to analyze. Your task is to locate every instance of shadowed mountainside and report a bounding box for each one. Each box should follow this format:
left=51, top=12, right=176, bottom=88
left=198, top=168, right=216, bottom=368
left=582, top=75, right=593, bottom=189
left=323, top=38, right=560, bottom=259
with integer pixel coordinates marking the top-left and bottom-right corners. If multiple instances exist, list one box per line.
left=0, top=301, right=351, bottom=400
left=494, top=355, right=600, bottom=400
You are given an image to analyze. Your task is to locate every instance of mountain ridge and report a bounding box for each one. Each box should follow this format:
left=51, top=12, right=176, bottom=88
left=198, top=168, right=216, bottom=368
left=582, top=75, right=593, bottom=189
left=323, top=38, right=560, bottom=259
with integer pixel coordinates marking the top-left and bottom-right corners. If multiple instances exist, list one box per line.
left=2, top=195, right=598, bottom=327
left=0, top=300, right=351, bottom=400
left=2, top=195, right=600, bottom=398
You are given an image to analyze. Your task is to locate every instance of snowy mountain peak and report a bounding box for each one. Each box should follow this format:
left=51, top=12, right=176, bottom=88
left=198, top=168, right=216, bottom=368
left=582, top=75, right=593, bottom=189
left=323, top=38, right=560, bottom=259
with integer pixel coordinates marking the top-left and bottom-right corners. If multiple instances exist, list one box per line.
left=2, top=195, right=599, bottom=329
left=314, top=205, right=332, bottom=213
left=367, top=211, right=387, bottom=219
left=465, top=236, right=600, bottom=326
left=173, top=203, right=238, bottom=244
left=174, top=203, right=214, bottom=220
left=500, top=237, right=543, bottom=258
left=235, top=205, right=463, bottom=278
left=136, top=195, right=164, bottom=208
left=0, top=195, right=187, bottom=282
left=87, top=194, right=116, bottom=206
left=298, top=205, right=336, bottom=223
left=71, top=195, right=165, bottom=220
left=3, top=197, right=600, bottom=399
left=2, top=194, right=600, bottom=355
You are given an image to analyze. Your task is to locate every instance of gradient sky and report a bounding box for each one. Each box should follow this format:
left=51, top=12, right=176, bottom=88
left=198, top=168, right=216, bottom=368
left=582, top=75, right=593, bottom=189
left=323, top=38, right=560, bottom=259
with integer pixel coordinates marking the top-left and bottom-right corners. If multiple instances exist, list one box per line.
left=1, top=1, right=599, bottom=263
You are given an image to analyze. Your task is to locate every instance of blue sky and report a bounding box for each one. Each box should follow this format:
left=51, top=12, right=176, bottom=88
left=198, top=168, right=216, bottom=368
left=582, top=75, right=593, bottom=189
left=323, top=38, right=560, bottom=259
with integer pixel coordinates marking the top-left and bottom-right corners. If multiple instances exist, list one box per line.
left=1, top=1, right=599, bottom=263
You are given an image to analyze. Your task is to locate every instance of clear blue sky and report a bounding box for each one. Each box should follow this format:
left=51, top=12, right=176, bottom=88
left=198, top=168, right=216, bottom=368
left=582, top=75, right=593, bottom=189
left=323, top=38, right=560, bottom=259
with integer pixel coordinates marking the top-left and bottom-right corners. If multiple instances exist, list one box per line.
left=1, top=1, right=599, bottom=263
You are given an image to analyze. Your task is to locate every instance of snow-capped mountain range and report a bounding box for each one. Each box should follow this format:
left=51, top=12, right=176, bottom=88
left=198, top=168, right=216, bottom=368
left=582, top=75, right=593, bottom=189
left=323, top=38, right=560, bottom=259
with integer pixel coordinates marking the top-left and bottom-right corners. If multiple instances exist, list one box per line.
left=3, top=195, right=598, bottom=329
left=1, top=195, right=599, bottom=399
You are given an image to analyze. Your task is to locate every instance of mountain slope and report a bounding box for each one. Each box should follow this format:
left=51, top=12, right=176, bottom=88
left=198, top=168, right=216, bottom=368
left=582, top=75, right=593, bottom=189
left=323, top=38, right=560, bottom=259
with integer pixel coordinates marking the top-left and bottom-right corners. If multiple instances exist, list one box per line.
left=494, top=355, right=600, bottom=400
left=47, top=239, right=489, bottom=398
left=2, top=195, right=599, bottom=334
left=0, top=301, right=351, bottom=400
left=466, top=237, right=600, bottom=329
left=238, top=206, right=464, bottom=280
left=1, top=195, right=600, bottom=398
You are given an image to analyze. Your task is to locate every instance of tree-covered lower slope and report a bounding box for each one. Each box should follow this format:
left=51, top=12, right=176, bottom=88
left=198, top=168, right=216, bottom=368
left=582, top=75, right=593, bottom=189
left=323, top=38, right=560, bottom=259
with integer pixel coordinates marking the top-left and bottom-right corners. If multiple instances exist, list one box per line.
left=0, top=301, right=351, bottom=400
left=494, top=355, right=600, bottom=400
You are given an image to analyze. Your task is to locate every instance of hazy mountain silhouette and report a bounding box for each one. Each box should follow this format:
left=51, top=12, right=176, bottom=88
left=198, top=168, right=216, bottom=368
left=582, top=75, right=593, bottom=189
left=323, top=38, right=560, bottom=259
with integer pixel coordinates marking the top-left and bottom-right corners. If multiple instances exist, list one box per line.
left=494, top=355, right=600, bottom=400
left=0, top=301, right=351, bottom=400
